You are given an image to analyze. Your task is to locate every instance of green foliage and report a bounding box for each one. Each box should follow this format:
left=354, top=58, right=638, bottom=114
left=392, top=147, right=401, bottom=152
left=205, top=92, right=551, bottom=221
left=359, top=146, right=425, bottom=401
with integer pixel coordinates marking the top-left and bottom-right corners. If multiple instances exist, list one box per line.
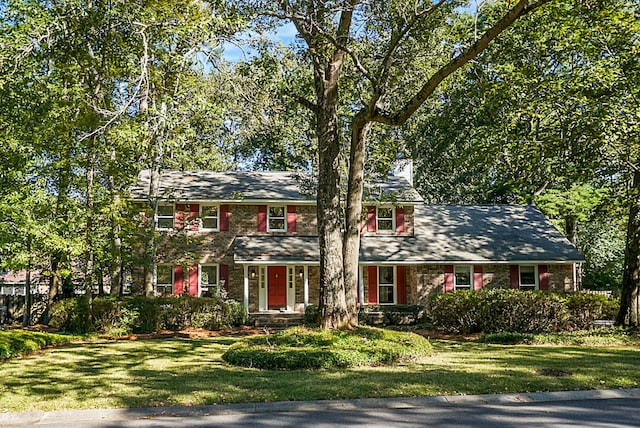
left=222, top=326, right=432, bottom=370
left=479, top=328, right=637, bottom=346
left=428, top=289, right=619, bottom=334
left=303, top=304, right=320, bottom=326
left=359, top=305, right=422, bottom=326
left=49, top=296, right=248, bottom=335
left=0, top=330, right=79, bottom=360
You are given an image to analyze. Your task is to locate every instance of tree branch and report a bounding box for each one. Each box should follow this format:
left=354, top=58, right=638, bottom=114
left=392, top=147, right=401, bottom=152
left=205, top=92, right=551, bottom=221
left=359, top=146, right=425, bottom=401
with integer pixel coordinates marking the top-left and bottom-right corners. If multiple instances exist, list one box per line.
left=372, top=0, right=552, bottom=126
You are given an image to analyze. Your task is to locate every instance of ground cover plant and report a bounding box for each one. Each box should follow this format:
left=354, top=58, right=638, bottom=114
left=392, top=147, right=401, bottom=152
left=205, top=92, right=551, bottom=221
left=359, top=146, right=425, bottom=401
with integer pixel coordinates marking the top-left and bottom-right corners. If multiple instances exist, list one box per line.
left=0, top=329, right=638, bottom=412
left=0, top=330, right=81, bottom=360
left=222, top=326, right=432, bottom=369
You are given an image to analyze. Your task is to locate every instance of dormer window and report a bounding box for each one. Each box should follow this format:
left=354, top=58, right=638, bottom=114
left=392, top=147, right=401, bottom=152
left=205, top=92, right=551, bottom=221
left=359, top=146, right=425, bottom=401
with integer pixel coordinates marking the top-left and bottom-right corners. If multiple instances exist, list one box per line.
left=377, top=207, right=395, bottom=231
left=268, top=206, right=286, bottom=232
left=200, top=205, right=219, bottom=230
left=156, top=204, right=174, bottom=230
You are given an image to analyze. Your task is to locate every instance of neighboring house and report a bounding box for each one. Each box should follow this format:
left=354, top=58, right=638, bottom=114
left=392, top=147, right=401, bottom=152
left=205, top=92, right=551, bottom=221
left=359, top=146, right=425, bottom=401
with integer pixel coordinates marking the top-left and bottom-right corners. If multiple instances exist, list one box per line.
left=130, top=169, right=584, bottom=313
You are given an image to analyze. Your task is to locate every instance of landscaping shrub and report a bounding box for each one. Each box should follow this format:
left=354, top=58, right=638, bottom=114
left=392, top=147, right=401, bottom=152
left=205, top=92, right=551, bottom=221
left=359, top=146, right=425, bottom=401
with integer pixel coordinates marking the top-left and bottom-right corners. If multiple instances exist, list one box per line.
left=303, top=304, right=320, bottom=326
left=429, top=289, right=620, bottom=334
left=222, top=326, right=432, bottom=370
left=0, top=330, right=79, bottom=360
left=50, top=295, right=248, bottom=335
left=359, top=305, right=422, bottom=326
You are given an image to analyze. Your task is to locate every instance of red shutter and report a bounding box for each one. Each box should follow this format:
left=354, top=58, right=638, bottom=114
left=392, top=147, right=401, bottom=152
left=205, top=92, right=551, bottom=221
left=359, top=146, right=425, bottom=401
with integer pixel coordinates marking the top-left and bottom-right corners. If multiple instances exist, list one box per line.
left=397, top=266, right=406, bottom=304
left=220, top=264, right=229, bottom=291
left=188, top=265, right=198, bottom=296
left=175, top=204, right=185, bottom=230
left=257, top=205, right=267, bottom=232
left=539, top=264, right=549, bottom=291
left=444, top=265, right=454, bottom=293
left=367, top=206, right=377, bottom=232
left=287, top=205, right=297, bottom=232
left=173, top=265, right=184, bottom=295
left=189, top=204, right=199, bottom=231
left=395, top=207, right=405, bottom=233
left=367, top=266, right=378, bottom=304
left=473, top=265, right=483, bottom=291
left=509, top=265, right=520, bottom=289
left=220, top=204, right=230, bottom=231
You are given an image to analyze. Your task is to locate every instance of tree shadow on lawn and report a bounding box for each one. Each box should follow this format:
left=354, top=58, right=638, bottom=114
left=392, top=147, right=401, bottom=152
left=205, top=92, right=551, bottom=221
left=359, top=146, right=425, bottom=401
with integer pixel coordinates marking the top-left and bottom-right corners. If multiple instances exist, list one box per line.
left=1, top=338, right=638, bottom=412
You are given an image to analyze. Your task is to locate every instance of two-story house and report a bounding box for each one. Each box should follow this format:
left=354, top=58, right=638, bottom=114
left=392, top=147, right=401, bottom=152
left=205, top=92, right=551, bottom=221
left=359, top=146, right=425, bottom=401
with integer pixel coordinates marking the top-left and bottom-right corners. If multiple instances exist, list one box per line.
left=130, top=169, right=584, bottom=314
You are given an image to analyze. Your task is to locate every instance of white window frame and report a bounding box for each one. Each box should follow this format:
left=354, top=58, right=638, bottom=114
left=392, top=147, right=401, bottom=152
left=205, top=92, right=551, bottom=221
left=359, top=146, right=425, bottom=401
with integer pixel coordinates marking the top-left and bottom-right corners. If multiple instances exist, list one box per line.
left=199, top=263, right=219, bottom=297
left=378, top=265, right=396, bottom=305
left=155, top=264, right=174, bottom=296
left=200, top=204, right=220, bottom=231
left=519, top=265, right=539, bottom=290
left=376, top=206, right=395, bottom=232
left=156, top=203, right=174, bottom=230
left=454, top=265, right=473, bottom=290
left=267, top=205, right=287, bottom=232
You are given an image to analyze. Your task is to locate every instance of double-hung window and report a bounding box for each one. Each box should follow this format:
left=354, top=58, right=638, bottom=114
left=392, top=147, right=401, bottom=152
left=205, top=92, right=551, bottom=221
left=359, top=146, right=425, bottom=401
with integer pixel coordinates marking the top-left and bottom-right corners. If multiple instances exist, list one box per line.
left=268, top=206, right=286, bottom=232
left=200, top=205, right=219, bottom=231
left=519, top=265, right=538, bottom=290
left=378, top=266, right=395, bottom=304
left=454, top=265, right=473, bottom=290
left=156, top=204, right=174, bottom=230
left=155, top=265, right=173, bottom=295
left=199, top=264, right=218, bottom=297
left=377, top=207, right=395, bottom=232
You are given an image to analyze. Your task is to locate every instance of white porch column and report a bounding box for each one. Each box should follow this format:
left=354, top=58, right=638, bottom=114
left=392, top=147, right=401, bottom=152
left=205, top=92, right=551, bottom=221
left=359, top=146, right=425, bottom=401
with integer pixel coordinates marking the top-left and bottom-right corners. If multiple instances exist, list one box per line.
left=243, top=265, right=249, bottom=310
left=303, top=265, right=309, bottom=309
left=358, top=265, right=365, bottom=308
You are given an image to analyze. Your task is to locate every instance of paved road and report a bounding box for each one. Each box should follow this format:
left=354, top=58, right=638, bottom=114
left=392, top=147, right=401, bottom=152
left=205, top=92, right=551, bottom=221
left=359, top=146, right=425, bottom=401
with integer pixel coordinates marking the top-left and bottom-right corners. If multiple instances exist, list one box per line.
left=2, top=390, right=640, bottom=427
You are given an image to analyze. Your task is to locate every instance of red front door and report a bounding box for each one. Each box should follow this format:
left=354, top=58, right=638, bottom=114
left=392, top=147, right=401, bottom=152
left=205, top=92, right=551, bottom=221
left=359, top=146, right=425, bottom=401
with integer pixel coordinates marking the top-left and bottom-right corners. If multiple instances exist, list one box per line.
left=268, top=266, right=287, bottom=308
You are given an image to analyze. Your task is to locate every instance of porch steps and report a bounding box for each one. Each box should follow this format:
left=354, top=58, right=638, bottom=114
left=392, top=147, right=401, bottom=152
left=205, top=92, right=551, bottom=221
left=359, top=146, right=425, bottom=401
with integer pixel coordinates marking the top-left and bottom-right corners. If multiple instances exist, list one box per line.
left=250, top=312, right=305, bottom=330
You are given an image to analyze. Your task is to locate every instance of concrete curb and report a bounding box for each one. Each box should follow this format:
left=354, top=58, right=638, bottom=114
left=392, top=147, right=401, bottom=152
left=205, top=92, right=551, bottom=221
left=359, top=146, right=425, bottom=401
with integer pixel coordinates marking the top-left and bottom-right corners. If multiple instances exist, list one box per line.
left=2, top=388, right=640, bottom=426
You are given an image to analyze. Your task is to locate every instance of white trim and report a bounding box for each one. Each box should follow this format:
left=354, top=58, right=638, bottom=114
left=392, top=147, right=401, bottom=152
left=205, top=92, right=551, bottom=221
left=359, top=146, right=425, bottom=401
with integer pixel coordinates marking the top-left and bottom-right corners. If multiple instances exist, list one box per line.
left=258, top=266, right=267, bottom=311
left=199, top=204, right=220, bottom=231
left=376, top=206, right=395, bottom=232
left=155, top=203, right=174, bottom=231
left=519, top=265, right=539, bottom=290
left=235, top=260, right=319, bottom=266
left=377, top=265, right=396, bottom=305
left=358, top=265, right=365, bottom=308
left=155, top=264, right=174, bottom=295
left=286, top=266, right=296, bottom=311
left=303, top=265, right=309, bottom=309
left=243, top=265, right=249, bottom=309
left=453, top=264, right=473, bottom=290
left=198, top=263, right=219, bottom=297
left=267, top=205, right=287, bottom=232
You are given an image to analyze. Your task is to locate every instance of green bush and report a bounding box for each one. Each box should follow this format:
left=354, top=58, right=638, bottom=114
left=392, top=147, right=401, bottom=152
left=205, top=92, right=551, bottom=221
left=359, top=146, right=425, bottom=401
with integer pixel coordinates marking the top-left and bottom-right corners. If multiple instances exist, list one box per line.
left=303, top=304, right=320, bottom=326
left=0, top=330, right=79, bottom=360
left=222, top=326, right=432, bottom=370
left=429, top=289, right=620, bottom=334
left=478, top=332, right=535, bottom=344
left=359, top=305, right=422, bottom=326
left=50, top=295, right=248, bottom=335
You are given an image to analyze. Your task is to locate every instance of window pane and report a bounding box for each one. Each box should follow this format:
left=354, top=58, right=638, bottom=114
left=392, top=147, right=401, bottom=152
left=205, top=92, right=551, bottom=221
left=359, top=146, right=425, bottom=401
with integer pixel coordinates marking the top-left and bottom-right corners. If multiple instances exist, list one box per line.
left=157, top=218, right=173, bottom=229
left=203, top=206, right=218, bottom=217
left=455, top=266, right=471, bottom=286
left=378, top=220, right=393, bottom=230
left=378, top=207, right=393, bottom=218
left=520, top=266, right=536, bottom=285
left=269, top=206, right=284, bottom=217
left=203, top=217, right=218, bottom=229
left=157, top=205, right=173, bottom=216
left=379, top=266, right=394, bottom=285
left=269, top=219, right=285, bottom=230
left=157, top=266, right=172, bottom=284
left=201, top=266, right=217, bottom=286
left=379, top=285, right=394, bottom=304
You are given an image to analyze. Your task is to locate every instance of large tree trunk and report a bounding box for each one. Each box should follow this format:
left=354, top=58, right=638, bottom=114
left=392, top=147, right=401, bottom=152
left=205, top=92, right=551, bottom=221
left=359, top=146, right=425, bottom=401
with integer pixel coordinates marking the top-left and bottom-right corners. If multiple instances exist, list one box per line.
left=343, top=114, right=371, bottom=328
left=108, top=148, right=123, bottom=296
left=22, top=238, right=32, bottom=327
left=315, top=64, right=349, bottom=330
left=617, top=169, right=640, bottom=326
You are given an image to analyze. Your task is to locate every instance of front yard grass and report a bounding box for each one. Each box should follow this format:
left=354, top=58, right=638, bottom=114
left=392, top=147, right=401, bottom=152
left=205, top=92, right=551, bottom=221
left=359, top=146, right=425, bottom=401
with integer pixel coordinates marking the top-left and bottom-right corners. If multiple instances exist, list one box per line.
left=0, top=332, right=638, bottom=412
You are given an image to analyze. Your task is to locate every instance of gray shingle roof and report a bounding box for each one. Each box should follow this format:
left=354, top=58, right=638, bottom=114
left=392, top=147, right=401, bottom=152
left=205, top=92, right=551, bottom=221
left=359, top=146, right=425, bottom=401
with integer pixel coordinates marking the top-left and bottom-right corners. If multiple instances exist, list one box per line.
left=235, top=236, right=319, bottom=263
left=360, top=204, right=584, bottom=263
left=130, top=170, right=423, bottom=203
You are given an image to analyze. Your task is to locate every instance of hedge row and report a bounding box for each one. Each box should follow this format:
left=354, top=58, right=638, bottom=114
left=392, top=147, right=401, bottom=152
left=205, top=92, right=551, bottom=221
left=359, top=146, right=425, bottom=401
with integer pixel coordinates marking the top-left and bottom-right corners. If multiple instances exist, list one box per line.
left=49, top=295, right=248, bottom=335
left=0, top=330, right=78, bottom=360
left=428, top=289, right=619, bottom=334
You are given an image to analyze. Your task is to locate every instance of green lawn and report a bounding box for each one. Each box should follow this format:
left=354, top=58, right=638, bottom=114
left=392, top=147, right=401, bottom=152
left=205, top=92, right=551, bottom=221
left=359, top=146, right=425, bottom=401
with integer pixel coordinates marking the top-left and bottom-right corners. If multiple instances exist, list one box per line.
left=0, top=335, right=638, bottom=412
